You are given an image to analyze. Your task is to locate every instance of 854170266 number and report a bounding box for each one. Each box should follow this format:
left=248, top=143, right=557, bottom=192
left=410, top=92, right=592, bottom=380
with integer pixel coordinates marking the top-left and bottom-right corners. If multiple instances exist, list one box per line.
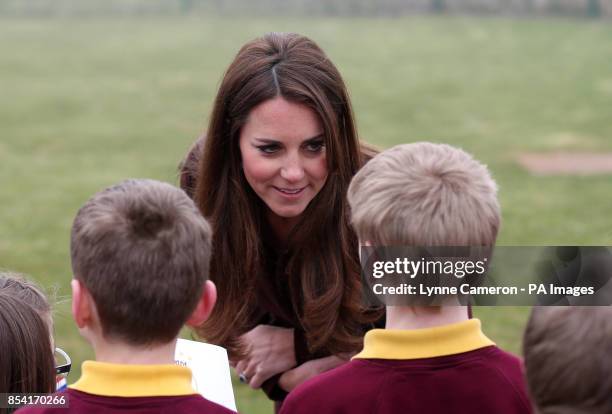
left=0, top=393, right=69, bottom=409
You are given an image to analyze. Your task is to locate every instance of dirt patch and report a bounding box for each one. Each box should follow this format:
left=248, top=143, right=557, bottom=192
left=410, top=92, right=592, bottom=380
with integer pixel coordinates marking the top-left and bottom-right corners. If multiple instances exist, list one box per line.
left=517, top=152, right=612, bottom=175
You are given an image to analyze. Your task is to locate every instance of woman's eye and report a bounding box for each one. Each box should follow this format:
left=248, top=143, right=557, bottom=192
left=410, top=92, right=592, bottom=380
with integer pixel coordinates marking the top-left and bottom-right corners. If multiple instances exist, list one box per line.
left=305, top=141, right=325, bottom=153
left=257, top=144, right=280, bottom=154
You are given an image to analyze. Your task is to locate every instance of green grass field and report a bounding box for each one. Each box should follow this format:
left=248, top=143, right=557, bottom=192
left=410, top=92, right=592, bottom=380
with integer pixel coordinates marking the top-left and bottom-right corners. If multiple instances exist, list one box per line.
left=1, top=15, right=611, bottom=414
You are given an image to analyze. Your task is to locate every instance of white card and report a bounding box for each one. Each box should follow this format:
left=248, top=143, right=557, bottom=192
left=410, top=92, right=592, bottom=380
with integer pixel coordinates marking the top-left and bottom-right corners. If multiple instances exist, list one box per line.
left=175, top=338, right=237, bottom=412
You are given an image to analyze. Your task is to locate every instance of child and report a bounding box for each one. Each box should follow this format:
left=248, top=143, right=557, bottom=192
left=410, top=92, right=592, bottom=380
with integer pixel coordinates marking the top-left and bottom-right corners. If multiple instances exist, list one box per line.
left=523, top=306, right=612, bottom=413
left=0, top=293, right=56, bottom=400
left=280, top=143, right=532, bottom=414
left=0, top=272, right=53, bottom=339
left=0, top=272, right=51, bottom=315
left=17, top=179, right=234, bottom=414
left=178, top=136, right=204, bottom=199
left=0, top=272, right=66, bottom=391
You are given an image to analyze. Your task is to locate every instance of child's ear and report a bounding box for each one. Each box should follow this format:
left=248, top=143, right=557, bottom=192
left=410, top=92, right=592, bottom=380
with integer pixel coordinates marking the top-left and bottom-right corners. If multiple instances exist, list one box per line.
left=186, top=280, right=217, bottom=327
left=71, top=279, right=93, bottom=329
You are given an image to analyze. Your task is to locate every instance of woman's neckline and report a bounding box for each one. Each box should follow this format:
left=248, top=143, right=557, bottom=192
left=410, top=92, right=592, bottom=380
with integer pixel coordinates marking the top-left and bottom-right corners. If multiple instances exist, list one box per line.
left=266, top=209, right=301, bottom=245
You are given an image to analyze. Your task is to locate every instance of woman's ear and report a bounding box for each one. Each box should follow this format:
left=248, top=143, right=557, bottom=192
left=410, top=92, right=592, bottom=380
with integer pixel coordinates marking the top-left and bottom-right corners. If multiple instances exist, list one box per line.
left=71, top=279, right=92, bottom=329
left=186, top=280, right=217, bottom=327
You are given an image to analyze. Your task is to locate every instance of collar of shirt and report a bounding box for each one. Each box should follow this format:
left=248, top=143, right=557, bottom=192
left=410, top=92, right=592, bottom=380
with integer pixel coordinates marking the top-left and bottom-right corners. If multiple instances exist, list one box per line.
left=353, top=319, right=495, bottom=360
left=70, top=361, right=196, bottom=397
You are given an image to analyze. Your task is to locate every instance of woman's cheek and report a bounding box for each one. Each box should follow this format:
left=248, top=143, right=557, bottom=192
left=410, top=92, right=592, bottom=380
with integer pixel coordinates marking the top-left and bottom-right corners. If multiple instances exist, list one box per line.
left=243, top=153, right=279, bottom=185
left=309, top=154, right=328, bottom=183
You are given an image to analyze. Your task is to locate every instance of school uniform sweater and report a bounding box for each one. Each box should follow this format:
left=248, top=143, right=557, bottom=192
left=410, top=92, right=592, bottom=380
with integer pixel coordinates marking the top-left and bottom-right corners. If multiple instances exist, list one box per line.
left=280, top=319, right=532, bottom=414
left=16, top=361, right=235, bottom=414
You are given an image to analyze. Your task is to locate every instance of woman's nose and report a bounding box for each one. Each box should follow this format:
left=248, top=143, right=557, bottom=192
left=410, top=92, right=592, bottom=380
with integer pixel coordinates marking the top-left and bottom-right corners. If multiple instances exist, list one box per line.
left=280, top=156, right=305, bottom=182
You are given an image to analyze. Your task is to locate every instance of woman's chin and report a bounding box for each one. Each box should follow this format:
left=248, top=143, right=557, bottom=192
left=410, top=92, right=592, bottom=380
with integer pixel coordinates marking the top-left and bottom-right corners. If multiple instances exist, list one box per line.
left=270, top=209, right=305, bottom=220
left=267, top=205, right=307, bottom=221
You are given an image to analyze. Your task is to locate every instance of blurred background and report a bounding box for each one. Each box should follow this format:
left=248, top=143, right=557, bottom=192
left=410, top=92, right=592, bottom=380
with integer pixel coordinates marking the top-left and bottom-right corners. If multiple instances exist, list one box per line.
left=2, top=0, right=612, bottom=17
left=1, top=1, right=611, bottom=413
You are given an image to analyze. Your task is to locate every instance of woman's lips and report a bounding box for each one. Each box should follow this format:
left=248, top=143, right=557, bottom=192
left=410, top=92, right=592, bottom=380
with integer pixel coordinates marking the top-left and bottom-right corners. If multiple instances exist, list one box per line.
left=274, top=186, right=306, bottom=198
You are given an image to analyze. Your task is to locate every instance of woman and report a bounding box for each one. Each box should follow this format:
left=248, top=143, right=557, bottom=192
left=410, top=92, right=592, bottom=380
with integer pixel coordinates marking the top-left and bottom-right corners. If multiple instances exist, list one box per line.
left=180, top=32, right=381, bottom=405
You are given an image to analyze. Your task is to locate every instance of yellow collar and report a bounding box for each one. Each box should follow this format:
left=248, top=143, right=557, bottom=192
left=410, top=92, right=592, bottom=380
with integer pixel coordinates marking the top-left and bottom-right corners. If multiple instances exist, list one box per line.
left=353, top=319, right=495, bottom=360
left=70, top=361, right=196, bottom=397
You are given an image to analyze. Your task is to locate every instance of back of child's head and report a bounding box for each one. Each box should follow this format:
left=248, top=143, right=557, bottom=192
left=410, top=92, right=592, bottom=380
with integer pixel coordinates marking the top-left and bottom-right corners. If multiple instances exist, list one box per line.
left=178, top=137, right=205, bottom=199
left=523, top=306, right=612, bottom=414
left=70, top=178, right=212, bottom=345
left=347, top=142, right=500, bottom=247
left=0, top=271, right=51, bottom=317
left=0, top=293, right=55, bottom=395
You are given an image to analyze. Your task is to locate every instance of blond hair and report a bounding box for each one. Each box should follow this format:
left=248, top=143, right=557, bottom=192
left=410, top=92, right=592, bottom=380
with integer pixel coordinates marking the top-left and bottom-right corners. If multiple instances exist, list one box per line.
left=348, top=142, right=500, bottom=246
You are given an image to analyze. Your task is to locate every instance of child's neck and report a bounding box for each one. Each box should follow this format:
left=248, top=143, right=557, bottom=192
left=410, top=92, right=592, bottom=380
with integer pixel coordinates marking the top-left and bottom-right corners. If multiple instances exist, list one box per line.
left=385, top=306, right=469, bottom=330
left=91, top=337, right=177, bottom=365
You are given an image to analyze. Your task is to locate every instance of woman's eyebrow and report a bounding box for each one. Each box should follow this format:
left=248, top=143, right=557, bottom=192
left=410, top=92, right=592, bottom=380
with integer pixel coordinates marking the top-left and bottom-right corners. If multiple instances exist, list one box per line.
left=253, top=138, right=281, bottom=144
left=253, top=134, right=324, bottom=144
left=303, top=134, right=325, bottom=143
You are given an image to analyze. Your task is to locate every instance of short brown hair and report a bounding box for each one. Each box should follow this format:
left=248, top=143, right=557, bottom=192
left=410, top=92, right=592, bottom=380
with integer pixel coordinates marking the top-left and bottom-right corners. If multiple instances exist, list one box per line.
left=178, top=137, right=206, bottom=199
left=70, top=179, right=212, bottom=345
left=348, top=142, right=500, bottom=246
left=523, top=306, right=612, bottom=414
left=0, top=293, right=55, bottom=398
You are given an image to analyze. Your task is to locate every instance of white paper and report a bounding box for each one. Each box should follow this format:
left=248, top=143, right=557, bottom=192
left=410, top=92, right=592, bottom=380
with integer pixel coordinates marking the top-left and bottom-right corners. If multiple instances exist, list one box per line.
left=175, top=338, right=237, bottom=412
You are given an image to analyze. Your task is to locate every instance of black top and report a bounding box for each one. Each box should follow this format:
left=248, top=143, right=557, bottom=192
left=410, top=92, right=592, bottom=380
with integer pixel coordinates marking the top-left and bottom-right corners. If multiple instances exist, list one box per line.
left=253, top=226, right=384, bottom=401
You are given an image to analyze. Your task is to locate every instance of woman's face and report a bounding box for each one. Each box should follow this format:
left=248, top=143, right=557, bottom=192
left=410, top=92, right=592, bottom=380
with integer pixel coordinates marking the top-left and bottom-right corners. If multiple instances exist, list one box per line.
left=239, top=97, right=328, bottom=220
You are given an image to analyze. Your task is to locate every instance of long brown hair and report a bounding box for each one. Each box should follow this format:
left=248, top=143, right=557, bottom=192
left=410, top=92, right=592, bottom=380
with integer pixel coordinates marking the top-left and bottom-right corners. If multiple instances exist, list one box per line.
left=193, top=33, right=376, bottom=357
left=0, top=294, right=55, bottom=398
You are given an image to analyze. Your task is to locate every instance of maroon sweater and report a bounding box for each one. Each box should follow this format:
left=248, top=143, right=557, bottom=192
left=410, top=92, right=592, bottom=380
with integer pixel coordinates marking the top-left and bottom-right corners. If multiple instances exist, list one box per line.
left=16, top=361, right=235, bottom=414
left=280, top=320, right=532, bottom=414
left=16, top=388, right=234, bottom=414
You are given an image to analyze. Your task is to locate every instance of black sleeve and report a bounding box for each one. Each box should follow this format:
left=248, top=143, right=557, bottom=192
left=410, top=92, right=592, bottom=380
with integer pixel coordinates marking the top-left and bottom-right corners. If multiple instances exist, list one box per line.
left=261, top=373, right=289, bottom=401
left=259, top=328, right=304, bottom=401
left=293, top=327, right=311, bottom=366
left=260, top=327, right=321, bottom=401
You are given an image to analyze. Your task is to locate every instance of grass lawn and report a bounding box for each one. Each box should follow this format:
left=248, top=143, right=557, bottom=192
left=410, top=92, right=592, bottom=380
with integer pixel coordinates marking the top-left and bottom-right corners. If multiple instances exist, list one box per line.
left=1, top=15, right=611, bottom=414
